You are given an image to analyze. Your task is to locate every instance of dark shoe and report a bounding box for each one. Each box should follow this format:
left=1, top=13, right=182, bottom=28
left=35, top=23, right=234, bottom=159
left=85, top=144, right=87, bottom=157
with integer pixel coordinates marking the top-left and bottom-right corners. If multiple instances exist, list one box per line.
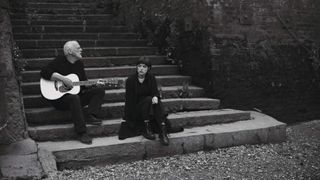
left=159, top=124, right=169, bottom=146
left=143, top=121, right=156, bottom=140
left=86, top=115, right=102, bottom=125
left=78, top=133, right=92, bottom=145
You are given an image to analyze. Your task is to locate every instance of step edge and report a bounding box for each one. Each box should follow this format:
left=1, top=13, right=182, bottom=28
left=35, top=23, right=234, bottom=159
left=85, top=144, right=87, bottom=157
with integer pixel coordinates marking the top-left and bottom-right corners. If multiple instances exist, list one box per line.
left=37, top=112, right=286, bottom=152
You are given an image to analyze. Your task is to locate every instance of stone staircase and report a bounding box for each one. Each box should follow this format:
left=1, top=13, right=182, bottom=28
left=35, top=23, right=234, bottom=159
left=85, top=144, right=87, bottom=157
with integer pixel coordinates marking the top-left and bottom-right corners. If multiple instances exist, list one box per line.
left=11, top=0, right=286, bottom=170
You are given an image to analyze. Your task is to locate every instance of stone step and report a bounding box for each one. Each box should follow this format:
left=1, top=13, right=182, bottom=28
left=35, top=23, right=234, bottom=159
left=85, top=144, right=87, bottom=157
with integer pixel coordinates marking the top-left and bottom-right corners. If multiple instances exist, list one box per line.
left=23, top=84, right=202, bottom=108
left=25, top=8, right=112, bottom=15
left=15, top=6, right=112, bottom=16
left=27, top=0, right=112, bottom=3
left=25, top=98, right=220, bottom=125
left=26, top=2, right=107, bottom=9
left=22, top=75, right=190, bottom=95
left=16, top=39, right=147, bottom=49
left=12, top=19, right=121, bottom=26
left=13, top=33, right=139, bottom=40
left=21, top=64, right=178, bottom=82
left=21, top=47, right=158, bottom=58
left=29, top=109, right=249, bottom=141
left=24, top=55, right=166, bottom=70
left=12, top=25, right=129, bottom=34
left=10, top=13, right=113, bottom=21
left=37, top=111, right=286, bottom=170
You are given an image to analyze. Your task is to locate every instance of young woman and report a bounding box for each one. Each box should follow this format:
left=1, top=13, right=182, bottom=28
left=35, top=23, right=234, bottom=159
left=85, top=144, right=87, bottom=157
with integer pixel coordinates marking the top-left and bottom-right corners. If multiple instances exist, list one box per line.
left=118, top=56, right=170, bottom=145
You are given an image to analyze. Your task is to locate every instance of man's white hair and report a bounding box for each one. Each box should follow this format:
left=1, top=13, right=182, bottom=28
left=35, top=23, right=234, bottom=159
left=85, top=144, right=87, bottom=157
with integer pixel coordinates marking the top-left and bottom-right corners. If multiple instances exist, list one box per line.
left=63, top=40, right=79, bottom=56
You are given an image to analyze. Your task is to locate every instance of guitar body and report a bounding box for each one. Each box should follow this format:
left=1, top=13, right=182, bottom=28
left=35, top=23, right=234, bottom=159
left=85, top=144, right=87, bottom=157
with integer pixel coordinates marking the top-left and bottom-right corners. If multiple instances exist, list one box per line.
left=40, top=74, right=81, bottom=100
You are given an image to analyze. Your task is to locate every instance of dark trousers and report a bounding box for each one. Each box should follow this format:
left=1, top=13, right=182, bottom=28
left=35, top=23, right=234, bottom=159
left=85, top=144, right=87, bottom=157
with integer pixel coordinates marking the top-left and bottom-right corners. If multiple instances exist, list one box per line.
left=136, top=96, right=165, bottom=133
left=50, top=87, right=105, bottom=134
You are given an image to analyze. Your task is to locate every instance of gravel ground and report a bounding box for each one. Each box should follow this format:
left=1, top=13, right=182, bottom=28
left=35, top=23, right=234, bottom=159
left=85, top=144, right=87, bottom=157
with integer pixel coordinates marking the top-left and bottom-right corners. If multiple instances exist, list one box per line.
left=50, top=120, right=320, bottom=180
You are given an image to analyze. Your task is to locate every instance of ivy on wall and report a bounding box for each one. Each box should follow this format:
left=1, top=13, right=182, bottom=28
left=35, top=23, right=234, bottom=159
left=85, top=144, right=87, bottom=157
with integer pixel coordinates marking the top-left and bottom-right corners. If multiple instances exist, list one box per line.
left=12, top=41, right=27, bottom=81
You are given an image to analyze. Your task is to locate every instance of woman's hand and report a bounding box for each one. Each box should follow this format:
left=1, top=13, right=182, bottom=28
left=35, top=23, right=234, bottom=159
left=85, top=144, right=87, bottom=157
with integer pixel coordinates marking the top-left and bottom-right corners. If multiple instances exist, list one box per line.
left=152, top=96, right=158, bottom=104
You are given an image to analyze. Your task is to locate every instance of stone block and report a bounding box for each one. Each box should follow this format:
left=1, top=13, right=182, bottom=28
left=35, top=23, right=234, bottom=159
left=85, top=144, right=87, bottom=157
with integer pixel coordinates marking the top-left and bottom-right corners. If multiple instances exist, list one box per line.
left=169, top=109, right=249, bottom=128
left=209, top=129, right=267, bottom=149
left=266, top=124, right=287, bottom=143
left=54, top=137, right=145, bottom=169
left=204, top=112, right=287, bottom=149
left=144, top=138, right=184, bottom=158
left=38, top=147, right=57, bottom=174
left=0, top=154, right=43, bottom=179
left=0, top=138, right=37, bottom=156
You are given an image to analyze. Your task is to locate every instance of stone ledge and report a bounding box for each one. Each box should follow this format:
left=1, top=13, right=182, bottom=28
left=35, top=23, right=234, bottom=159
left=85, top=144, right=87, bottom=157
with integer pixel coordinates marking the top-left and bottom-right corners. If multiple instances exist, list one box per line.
left=0, top=138, right=37, bottom=156
left=26, top=98, right=220, bottom=125
left=0, top=138, right=47, bottom=179
left=37, top=111, right=286, bottom=169
left=28, top=109, right=244, bottom=141
left=0, top=154, right=43, bottom=179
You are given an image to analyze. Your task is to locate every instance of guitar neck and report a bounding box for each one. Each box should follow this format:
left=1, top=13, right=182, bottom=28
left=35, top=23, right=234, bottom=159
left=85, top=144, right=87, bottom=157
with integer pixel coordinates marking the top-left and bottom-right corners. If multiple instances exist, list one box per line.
left=73, top=80, right=97, bottom=86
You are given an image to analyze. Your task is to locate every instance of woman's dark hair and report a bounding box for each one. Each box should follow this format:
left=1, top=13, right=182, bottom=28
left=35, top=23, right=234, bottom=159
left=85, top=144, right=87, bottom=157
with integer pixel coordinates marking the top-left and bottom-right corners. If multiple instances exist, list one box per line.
left=137, top=56, right=152, bottom=68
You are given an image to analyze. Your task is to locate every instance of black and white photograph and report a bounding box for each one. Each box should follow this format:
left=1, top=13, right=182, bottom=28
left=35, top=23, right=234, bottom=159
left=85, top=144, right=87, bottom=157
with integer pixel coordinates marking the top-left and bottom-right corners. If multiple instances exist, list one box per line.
left=0, top=0, right=319, bottom=179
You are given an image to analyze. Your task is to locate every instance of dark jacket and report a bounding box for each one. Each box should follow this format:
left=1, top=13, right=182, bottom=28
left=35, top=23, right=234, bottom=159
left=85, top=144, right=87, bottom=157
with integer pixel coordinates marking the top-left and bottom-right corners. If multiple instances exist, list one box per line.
left=123, top=72, right=160, bottom=123
left=118, top=72, right=183, bottom=140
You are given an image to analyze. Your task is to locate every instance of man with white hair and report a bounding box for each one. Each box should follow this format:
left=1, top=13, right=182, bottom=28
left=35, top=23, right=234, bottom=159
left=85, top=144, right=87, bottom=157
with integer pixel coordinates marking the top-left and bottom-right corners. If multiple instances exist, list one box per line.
left=40, top=41, right=105, bottom=144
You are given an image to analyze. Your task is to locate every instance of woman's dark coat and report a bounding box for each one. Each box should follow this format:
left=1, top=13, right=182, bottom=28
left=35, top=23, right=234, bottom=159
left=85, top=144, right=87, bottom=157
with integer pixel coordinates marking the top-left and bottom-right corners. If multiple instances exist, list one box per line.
left=118, top=72, right=182, bottom=140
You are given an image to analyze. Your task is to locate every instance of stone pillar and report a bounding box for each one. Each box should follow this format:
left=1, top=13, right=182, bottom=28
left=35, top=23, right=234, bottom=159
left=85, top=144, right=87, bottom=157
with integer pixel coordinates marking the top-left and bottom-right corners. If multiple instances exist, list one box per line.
left=0, top=0, right=28, bottom=145
left=0, top=64, right=7, bottom=130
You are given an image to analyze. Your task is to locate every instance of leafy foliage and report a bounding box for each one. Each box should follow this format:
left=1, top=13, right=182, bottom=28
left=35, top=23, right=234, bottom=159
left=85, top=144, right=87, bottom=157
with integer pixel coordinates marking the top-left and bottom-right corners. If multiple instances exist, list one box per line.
left=12, top=42, right=27, bottom=78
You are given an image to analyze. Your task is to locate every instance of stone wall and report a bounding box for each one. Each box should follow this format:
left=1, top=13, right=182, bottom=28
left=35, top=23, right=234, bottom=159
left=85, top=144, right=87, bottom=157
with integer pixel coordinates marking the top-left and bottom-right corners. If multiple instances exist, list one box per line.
left=207, top=0, right=320, bottom=123
left=208, top=0, right=320, bottom=43
left=0, top=0, right=28, bottom=145
left=117, top=0, right=320, bottom=123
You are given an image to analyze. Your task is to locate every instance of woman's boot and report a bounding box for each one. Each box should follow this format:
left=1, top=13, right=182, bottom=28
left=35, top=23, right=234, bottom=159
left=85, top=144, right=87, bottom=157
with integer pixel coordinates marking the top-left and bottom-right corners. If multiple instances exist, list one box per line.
left=143, top=120, right=156, bottom=140
left=159, top=123, right=169, bottom=146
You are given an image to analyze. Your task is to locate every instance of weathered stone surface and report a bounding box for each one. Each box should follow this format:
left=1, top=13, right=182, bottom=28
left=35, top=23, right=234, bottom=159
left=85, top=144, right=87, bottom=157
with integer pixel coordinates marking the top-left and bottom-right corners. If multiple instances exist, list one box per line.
left=145, top=133, right=204, bottom=158
left=0, top=138, right=37, bottom=156
left=23, top=55, right=164, bottom=70
left=0, top=138, right=44, bottom=179
left=0, top=3, right=27, bottom=145
left=38, top=147, right=57, bottom=174
left=26, top=98, right=220, bottom=125
left=23, top=85, right=202, bottom=108
left=204, top=111, right=286, bottom=149
left=0, top=64, right=7, bottom=131
left=37, top=111, right=286, bottom=169
left=168, top=109, right=250, bottom=128
left=144, top=138, right=184, bottom=158
left=21, top=64, right=178, bottom=82
left=45, top=137, right=145, bottom=169
left=21, top=46, right=158, bottom=58
left=29, top=109, right=247, bottom=141
left=0, top=154, right=43, bottom=179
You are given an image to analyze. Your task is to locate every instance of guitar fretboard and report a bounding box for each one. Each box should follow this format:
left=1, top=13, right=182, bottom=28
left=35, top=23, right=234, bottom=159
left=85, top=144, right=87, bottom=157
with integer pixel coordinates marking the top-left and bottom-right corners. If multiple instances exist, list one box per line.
left=72, top=81, right=97, bottom=86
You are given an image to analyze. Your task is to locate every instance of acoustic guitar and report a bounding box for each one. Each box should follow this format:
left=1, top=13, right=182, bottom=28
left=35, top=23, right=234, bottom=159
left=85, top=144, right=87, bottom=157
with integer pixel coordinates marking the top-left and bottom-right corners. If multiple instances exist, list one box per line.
left=40, top=73, right=121, bottom=100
